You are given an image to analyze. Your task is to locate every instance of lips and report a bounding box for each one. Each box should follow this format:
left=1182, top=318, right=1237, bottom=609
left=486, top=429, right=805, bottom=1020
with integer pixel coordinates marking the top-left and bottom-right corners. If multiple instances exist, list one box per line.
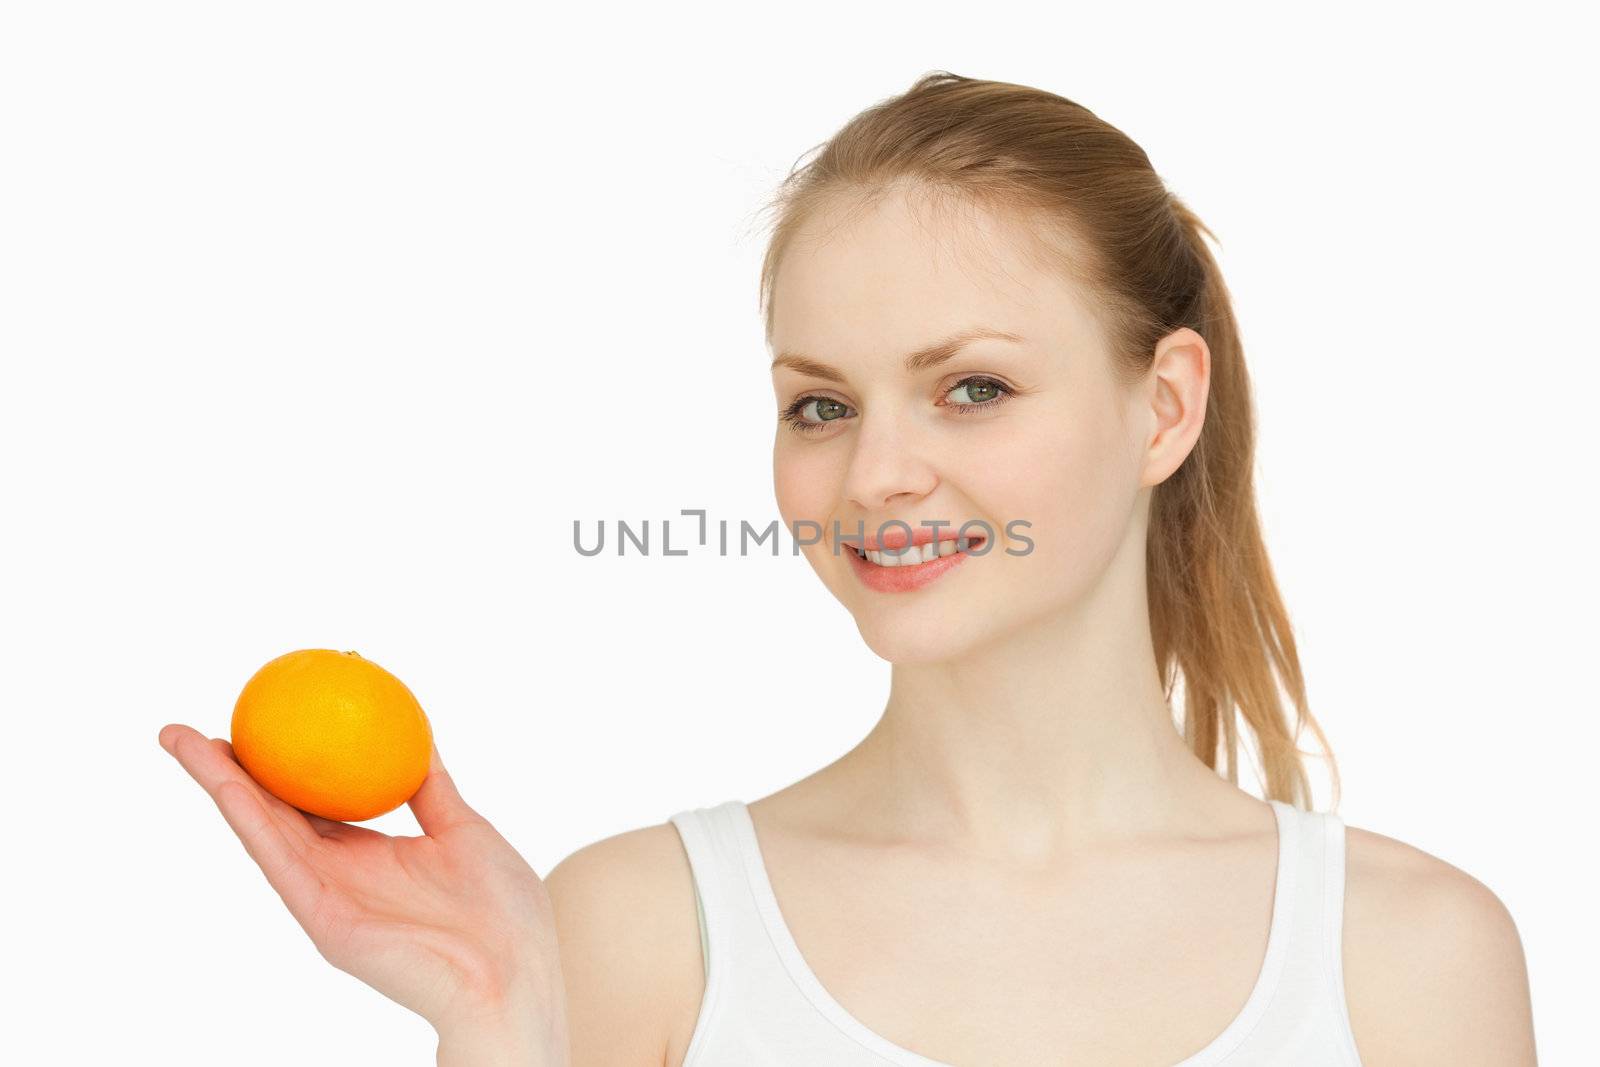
left=840, top=526, right=985, bottom=593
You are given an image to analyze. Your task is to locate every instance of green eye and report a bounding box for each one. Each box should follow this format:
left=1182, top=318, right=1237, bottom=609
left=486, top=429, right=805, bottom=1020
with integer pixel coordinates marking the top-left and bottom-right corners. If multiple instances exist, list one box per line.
left=780, top=396, right=855, bottom=434
left=947, top=378, right=1002, bottom=405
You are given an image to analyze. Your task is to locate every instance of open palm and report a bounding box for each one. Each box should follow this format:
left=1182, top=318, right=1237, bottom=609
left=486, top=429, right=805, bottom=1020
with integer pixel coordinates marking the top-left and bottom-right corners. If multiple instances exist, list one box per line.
left=158, top=723, right=562, bottom=1035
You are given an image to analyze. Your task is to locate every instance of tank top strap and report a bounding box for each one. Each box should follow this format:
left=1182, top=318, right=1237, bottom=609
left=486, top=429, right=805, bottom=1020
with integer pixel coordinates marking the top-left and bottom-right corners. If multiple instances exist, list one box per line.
left=670, top=799, right=815, bottom=1062
left=1252, top=801, right=1363, bottom=1062
left=668, top=800, right=749, bottom=980
left=1318, top=806, right=1362, bottom=1060
left=1264, top=802, right=1332, bottom=992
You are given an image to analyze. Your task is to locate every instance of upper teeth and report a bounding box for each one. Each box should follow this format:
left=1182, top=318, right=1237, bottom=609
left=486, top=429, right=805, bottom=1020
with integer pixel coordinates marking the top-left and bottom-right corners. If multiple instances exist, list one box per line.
left=855, top=538, right=973, bottom=567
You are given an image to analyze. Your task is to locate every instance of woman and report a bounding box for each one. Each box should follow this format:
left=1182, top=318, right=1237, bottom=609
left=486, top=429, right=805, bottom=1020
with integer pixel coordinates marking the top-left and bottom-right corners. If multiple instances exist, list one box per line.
left=159, top=72, right=1536, bottom=1066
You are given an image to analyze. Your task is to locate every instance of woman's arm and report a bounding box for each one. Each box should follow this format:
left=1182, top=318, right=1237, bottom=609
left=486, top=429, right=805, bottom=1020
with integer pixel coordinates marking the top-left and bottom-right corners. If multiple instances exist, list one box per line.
left=1343, top=828, right=1538, bottom=1064
left=545, top=823, right=708, bottom=1067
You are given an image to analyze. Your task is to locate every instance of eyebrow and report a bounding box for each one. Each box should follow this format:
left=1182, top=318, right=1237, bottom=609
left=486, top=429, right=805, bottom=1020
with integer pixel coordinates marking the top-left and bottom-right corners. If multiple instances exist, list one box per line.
left=770, top=326, right=1026, bottom=383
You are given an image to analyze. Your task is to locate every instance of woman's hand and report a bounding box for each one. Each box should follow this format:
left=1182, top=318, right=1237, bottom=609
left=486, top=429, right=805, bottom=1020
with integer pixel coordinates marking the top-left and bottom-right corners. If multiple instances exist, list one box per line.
left=158, top=723, right=570, bottom=1065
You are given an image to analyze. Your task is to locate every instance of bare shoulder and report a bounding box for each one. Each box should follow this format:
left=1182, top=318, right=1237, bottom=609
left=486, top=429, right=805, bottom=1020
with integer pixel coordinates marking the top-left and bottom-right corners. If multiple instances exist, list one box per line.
left=544, top=819, right=706, bottom=1067
left=1341, top=822, right=1537, bottom=1065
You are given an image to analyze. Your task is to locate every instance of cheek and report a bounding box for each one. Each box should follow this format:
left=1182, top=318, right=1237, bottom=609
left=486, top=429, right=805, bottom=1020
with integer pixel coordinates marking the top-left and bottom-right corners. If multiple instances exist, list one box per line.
left=773, top=439, right=836, bottom=530
left=979, top=408, right=1139, bottom=577
left=773, top=441, right=853, bottom=586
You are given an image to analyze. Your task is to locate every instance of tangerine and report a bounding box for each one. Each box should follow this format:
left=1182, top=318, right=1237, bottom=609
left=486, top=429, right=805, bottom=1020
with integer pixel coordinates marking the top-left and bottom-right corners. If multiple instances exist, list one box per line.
left=230, top=648, right=432, bottom=822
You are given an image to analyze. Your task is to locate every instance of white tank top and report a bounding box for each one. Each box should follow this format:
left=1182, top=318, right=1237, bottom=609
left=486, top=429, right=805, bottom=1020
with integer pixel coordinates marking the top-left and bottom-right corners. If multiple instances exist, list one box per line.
left=667, top=798, right=1364, bottom=1066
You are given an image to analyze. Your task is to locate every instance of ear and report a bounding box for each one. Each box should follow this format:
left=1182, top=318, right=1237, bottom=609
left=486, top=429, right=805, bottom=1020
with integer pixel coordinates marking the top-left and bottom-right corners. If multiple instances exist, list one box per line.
left=1139, top=326, right=1211, bottom=488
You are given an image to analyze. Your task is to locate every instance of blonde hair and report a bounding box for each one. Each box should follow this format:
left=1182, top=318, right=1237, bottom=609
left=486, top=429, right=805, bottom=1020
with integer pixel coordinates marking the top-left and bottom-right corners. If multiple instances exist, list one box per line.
left=756, top=71, right=1339, bottom=811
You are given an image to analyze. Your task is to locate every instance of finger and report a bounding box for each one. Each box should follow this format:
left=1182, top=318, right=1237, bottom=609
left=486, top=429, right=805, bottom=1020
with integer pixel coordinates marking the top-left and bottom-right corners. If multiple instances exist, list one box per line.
left=211, top=777, right=328, bottom=931
left=162, top=726, right=319, bottom=852
left=407, top=741, right=484, bottom=838
left=163, top=724, right=251, bottom=797
left=211, top=737, right=334, bottom=848
left=165, top=725, right=377, bottom=846
left=158, top=722, right=196, bottom=755
left=211, top=738, right=372, bottom=845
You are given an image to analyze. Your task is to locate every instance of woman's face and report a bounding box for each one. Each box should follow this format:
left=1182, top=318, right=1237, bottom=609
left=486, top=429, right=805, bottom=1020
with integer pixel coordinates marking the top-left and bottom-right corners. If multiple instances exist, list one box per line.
left=769, top=187, right=1194, bottom=665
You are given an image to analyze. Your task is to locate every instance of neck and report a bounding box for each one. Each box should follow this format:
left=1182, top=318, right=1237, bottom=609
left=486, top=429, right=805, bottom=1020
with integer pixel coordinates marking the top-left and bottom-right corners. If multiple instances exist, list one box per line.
left=836, top=541, right=1243, bottom=863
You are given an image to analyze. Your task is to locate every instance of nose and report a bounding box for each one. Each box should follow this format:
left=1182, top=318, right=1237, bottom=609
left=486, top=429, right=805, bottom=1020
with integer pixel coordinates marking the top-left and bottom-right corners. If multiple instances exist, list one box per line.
left=841, top=407, right=939, bottom=512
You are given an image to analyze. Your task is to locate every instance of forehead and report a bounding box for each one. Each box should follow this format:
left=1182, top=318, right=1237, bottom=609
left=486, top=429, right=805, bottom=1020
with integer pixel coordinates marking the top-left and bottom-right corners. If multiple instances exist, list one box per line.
left=769, top=186, right=1104, bottom=369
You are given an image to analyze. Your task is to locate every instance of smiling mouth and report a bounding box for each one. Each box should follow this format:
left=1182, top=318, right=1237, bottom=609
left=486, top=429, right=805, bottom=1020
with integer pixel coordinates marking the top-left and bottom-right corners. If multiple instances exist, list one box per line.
left=848, top=536, right=985, bottom=568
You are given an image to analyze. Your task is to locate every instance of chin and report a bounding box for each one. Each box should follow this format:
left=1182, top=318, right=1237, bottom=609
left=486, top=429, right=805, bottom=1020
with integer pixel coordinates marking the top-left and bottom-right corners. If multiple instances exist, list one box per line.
left=851, top=610, right=1000, bottom=666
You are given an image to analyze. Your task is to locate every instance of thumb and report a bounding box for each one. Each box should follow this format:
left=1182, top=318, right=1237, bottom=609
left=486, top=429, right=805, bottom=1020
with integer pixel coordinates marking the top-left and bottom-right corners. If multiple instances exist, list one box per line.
left=407, top=741, right=484, bottom=837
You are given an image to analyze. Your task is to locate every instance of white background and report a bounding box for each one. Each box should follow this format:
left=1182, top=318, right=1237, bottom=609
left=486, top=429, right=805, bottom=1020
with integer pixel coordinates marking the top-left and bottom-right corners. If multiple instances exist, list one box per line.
left=3, top=1, right=1593, bottom=1063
